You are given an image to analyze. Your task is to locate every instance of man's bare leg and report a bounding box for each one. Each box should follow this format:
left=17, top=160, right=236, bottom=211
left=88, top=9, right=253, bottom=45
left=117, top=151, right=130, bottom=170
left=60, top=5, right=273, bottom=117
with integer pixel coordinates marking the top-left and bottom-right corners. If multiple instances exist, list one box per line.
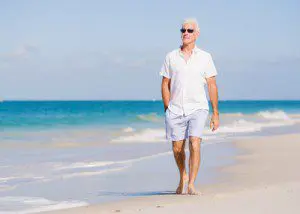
left=172, top=140, right=188, bottom=194
left=188, top=136, right=201, bottom=195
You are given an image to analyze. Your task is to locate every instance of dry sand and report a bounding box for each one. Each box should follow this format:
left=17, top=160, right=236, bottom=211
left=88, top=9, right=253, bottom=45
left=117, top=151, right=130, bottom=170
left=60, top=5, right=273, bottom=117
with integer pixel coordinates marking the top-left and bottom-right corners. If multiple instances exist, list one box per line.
left=44, top=133, right=300, bottom=214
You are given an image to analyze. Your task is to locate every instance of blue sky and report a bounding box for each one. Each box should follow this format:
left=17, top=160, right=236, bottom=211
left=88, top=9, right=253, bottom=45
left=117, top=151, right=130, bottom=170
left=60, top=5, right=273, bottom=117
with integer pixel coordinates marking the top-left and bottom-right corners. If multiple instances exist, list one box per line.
left=0, top=0, right=299, bottom=100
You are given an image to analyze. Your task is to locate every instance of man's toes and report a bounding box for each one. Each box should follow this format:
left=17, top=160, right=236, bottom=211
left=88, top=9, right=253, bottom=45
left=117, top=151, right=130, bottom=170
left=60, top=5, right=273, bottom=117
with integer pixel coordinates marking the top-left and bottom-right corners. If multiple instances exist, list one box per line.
left=188, top=187, right=201, bottom=195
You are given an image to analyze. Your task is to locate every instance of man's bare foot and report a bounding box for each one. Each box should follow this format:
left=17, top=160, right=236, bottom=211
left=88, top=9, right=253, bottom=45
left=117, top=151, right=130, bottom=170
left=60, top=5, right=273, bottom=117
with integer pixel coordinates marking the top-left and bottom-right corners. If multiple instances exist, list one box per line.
left=187, top=184, right=201, bottom=195
left=176, top=173, right=189, bottom=194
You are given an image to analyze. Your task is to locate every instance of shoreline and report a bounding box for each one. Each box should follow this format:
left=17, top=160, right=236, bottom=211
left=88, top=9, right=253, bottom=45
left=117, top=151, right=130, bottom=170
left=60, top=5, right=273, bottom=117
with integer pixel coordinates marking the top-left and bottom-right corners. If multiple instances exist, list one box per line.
left=43, top=133, right=300, bottom=214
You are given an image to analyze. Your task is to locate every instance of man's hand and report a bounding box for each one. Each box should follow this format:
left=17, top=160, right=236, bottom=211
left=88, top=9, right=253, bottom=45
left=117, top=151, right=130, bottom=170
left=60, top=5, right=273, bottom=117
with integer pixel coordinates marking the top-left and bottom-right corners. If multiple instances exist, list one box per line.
left=161, top=76, right=171, bottom=113
left=164, top=106, right=168, bottom=112
left=210, top=113, right=219, bottom=132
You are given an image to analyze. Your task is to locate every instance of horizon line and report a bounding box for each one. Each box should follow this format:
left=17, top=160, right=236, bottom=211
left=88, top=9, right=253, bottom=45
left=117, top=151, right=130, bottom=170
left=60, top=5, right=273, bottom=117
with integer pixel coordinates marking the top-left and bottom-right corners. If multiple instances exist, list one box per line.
left=2, top=99, right=300, bottom=102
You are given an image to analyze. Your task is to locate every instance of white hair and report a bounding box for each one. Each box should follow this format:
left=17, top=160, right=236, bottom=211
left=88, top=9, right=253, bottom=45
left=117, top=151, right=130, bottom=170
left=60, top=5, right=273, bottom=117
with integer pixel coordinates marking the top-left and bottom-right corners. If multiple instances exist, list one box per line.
left=182, top=18, right=200, bottom=32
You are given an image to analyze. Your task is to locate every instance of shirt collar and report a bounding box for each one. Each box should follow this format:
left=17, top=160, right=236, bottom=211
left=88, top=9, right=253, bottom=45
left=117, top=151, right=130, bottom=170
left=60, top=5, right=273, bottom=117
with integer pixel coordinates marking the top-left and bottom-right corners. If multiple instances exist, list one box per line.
left=178, top=45, right=200, bottom=56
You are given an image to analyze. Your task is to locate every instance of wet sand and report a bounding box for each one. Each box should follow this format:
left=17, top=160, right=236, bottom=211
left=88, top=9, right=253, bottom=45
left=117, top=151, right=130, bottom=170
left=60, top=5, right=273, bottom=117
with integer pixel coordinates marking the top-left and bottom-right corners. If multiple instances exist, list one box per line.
left=44, top=133, right=300, bottom=214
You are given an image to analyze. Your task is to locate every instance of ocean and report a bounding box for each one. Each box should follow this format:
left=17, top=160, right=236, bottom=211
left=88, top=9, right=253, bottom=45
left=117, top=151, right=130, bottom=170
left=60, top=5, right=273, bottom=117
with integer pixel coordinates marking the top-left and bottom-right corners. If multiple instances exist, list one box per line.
left=0, top=100, right=300, bottom=213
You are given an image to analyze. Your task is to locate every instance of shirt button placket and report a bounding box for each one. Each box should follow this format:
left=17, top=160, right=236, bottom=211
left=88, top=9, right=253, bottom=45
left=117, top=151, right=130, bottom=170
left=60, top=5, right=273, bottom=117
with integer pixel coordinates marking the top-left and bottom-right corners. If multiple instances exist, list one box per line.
left=182, top=64, right=188, bottom=116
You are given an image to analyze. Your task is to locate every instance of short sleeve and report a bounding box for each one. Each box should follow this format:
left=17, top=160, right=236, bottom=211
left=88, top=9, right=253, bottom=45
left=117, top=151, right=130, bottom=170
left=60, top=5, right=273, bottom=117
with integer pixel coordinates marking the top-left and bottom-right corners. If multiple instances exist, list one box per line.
left=159, top=54, right=171, bottom=79
left=204, top=54, right=218, bottom=78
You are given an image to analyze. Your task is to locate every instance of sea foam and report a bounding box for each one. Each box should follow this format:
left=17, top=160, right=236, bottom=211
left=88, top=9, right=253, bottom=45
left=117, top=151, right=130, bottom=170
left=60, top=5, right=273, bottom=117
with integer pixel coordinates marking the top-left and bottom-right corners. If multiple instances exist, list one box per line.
left=112, top=111, right=298, bottom=143
left=111, top=128, right=166, bottom=143
left=257, top=110, right=292, bottom=120
left=0, top=196, right=87, bottom=214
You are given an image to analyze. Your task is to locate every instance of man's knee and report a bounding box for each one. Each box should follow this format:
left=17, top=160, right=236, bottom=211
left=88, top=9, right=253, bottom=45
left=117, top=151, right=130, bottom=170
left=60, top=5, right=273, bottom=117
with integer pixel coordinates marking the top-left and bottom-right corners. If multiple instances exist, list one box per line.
left=189, top=137, right=201, bottom=152
left=172, top=140, right=185, bottom=154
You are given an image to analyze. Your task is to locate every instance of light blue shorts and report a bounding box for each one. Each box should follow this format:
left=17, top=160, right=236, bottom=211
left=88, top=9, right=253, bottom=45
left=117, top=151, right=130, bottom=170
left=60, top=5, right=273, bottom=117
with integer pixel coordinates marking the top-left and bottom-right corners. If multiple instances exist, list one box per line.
left=164, top=108, right=209, bottom=142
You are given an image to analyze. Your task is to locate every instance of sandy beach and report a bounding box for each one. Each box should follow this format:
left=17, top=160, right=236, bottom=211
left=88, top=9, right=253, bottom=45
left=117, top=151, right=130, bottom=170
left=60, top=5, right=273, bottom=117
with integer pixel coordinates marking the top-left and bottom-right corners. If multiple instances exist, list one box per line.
left=42, top=133, right=300, bottom=214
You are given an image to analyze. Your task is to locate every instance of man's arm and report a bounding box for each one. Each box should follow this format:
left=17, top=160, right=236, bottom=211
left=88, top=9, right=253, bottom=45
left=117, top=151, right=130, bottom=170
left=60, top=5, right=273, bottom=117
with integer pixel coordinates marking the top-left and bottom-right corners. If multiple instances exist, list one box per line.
left=161, top=77, right=171, bottom=112
left=206, top=76, right=219, bottom=131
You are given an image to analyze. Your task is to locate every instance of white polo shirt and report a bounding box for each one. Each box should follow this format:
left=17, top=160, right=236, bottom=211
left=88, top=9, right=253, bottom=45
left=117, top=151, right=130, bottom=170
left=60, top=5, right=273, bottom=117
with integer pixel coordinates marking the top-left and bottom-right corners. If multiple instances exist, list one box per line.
left=160, top=46, right=217, bottom=116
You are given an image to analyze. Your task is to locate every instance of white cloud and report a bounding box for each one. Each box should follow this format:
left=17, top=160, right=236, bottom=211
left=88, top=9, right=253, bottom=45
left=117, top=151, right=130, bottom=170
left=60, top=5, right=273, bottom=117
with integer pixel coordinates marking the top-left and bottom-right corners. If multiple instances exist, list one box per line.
left=0, top=44, right=39, bottom=61
left=0, top=44, right=39, bottom=70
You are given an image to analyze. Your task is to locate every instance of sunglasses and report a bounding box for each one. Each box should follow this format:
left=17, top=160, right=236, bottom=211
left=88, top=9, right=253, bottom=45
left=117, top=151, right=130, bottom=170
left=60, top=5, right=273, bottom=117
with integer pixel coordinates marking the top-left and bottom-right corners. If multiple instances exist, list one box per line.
left=180, top=28, right=194, bottom=33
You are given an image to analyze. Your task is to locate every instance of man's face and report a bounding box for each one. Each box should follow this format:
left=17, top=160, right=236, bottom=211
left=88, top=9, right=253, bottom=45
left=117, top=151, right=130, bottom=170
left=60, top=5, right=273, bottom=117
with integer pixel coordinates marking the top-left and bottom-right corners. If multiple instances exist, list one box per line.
left=181, top=23, right=199, bottom=45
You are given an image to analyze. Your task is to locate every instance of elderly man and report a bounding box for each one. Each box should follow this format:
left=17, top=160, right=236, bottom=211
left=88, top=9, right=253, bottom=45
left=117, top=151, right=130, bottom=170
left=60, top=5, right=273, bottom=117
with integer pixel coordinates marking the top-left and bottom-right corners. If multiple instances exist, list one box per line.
left=160, top=18, right=219, bottom=195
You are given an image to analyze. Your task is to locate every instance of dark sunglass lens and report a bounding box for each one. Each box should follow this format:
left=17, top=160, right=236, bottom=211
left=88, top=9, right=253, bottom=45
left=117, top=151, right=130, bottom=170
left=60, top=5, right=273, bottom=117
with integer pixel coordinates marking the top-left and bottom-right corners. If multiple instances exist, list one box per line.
left=180, top=28, right=186, bottom=33
left=187, top=29, right=194, bottom=33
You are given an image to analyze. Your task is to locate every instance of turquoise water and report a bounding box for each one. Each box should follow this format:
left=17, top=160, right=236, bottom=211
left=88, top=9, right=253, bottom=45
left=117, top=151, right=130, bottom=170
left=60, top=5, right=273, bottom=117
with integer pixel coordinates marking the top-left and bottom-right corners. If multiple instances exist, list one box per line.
left=1, top=100, right=300, bottom=130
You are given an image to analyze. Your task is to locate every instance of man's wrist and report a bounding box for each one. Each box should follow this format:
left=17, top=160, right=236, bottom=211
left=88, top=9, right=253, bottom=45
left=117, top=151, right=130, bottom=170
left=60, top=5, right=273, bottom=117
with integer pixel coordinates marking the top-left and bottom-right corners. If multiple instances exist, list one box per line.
left=212, top=111, right=219, bottom=116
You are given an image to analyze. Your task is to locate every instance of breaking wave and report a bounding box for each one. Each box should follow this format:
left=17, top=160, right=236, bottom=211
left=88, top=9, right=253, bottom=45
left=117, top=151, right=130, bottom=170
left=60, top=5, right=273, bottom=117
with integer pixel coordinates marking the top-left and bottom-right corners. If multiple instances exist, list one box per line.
left=136, top=113, right=162, bottom=122
left=256, top=110, right=292, bottom=120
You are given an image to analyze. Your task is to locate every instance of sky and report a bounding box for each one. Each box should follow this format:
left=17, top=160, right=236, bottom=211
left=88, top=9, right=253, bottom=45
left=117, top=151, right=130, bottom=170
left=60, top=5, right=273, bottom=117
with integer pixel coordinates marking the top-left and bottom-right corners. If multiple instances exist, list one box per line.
left=0, top=0, right=299, bottom=100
